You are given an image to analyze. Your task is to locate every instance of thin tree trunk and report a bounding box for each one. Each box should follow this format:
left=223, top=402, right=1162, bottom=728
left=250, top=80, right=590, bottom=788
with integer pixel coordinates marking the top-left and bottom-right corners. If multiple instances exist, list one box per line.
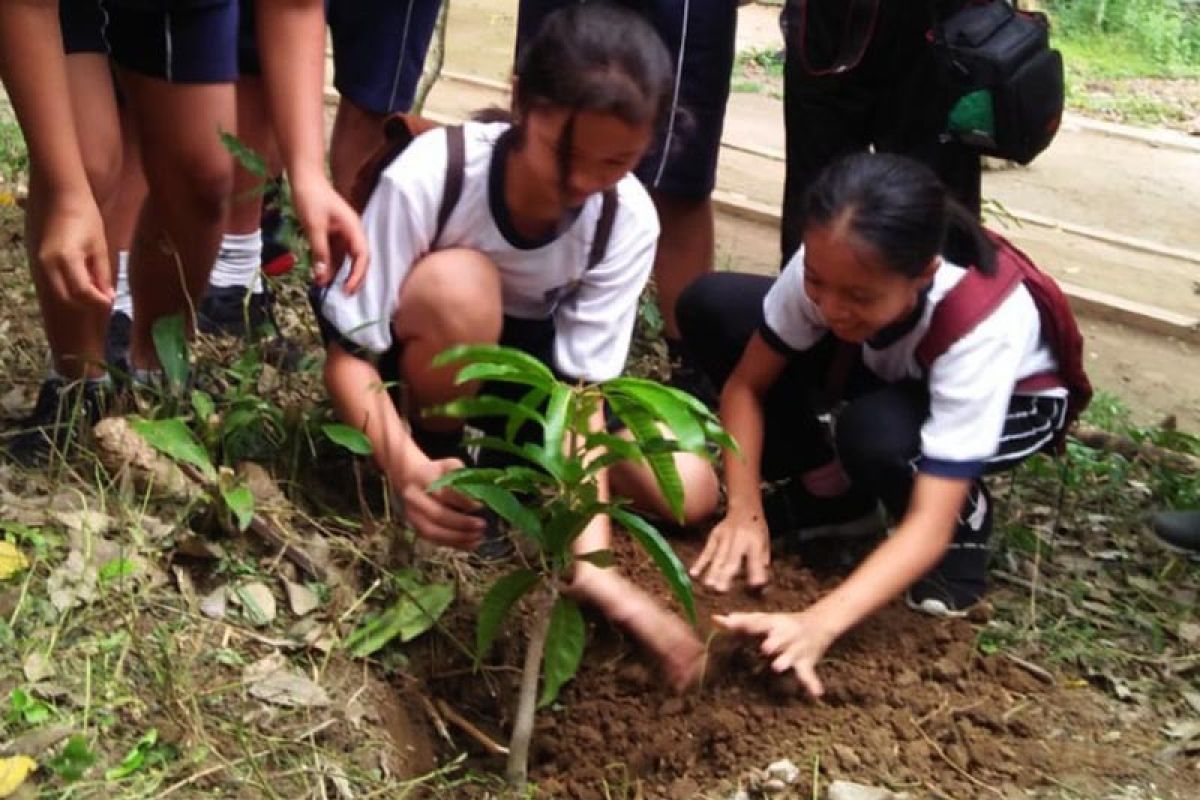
left=412, top=0, right=450, bottom=114
left=506, top=586, right=556, bottom=787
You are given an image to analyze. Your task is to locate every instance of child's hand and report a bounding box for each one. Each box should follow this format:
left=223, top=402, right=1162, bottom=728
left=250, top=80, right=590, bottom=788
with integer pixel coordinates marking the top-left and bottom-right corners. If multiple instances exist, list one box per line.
left=690, top=510, right=771, bottom=593
left=399, top=457, right=486, bottom=551
left=713, top=610, right=834, bottom=698
left=37, top=192, right=113, bottom=309
left=291, top=174, right=369, bottom=292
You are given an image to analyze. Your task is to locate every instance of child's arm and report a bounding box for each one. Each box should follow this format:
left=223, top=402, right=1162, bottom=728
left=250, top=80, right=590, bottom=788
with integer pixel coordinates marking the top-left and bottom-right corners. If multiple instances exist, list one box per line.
left=716, top=473, right=969, bottom=696
left=691, top=332, right=789, bottom=592
left=324, top=342, right=485, bottom=550
left=255, top=0, right=367, bottom=290
left=0, top=0, right=111, bottom=308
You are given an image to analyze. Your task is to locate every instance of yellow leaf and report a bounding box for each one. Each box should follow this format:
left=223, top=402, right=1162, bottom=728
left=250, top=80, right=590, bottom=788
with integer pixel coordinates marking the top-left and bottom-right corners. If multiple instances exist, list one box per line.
left=0, top=541, right=30, bottom=581
left=0, top=755, right=37, bottom=797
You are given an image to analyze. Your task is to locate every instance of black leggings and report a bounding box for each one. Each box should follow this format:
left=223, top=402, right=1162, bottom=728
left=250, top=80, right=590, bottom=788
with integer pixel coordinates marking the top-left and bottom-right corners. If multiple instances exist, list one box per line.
left=677, top=273, right=1066, bottom=535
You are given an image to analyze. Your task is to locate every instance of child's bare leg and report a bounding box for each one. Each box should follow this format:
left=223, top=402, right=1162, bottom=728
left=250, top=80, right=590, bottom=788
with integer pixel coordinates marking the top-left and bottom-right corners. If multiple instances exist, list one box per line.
left=651, top=192, right=713, bottom=342
left=393, top=248, right=503, bottom=431
left=228, top=75, right=279, bottom=236
left=329, top=98, right=385, bottom=198
left=27, top=53, right=121, bottom=379
left=118, top=72, right=235, bottom=369
left=608, top=445, right=721, bottom=527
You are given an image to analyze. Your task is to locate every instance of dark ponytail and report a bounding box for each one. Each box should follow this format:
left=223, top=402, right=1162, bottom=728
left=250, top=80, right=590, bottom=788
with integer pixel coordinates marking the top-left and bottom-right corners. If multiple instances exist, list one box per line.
left=803, top=153, right=995, bottom=277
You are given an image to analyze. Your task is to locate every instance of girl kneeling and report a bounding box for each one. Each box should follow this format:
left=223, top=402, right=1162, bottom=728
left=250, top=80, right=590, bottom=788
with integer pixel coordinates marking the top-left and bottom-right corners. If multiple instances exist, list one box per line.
left=679, top=153, right=1072, bottom=696
left=317, top=3, right=719, bottom=690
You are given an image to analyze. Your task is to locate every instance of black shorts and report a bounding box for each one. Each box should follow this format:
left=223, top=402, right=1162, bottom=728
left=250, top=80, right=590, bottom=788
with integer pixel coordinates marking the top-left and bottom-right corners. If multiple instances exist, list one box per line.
left=516, top=0, right=738, bottom=201
left=100, top=0, right=239, bottom=84
left=60, top=0, right=107, bottom=54
left=329, top=0, right=443, bottom=115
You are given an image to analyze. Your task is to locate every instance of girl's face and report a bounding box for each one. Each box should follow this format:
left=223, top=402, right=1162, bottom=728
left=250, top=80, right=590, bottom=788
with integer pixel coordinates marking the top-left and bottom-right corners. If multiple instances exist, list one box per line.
left=519, top=107, right=653, bottom=211
left=802, top=221, right=937, bottom=344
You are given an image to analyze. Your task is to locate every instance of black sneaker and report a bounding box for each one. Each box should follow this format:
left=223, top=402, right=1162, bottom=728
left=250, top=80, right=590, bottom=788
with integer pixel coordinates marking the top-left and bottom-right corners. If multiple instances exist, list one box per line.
left=1151, top=510, right=1200, bottom=554
left=197, top=284, right=273, bottom=338
left=765, top=480, right=885, bottom=543
left=906, top=484, right=993, bottom=618
left=105, top=310, right=132, bottom=376
left=2, top=377, right=108, bottom=467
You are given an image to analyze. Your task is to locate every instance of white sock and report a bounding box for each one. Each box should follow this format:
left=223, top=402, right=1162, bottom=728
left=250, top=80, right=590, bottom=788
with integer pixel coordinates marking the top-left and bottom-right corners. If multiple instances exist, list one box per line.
left=209, top=231, right=264, bottom=293
left=113, top=250, right=133, bottom=317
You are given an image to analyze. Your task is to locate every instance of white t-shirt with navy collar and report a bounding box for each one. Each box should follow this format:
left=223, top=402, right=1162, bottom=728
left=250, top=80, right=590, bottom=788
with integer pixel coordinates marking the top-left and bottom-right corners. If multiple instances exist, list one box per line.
left=762, top=247, right=1065, bottom=477
left=319, top=121, right=659, bottom=382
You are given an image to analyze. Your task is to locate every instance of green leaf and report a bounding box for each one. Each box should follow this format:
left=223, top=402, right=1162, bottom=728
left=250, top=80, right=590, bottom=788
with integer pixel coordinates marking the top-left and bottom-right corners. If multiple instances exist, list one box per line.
left=453, top=484, right=542, bottom=539
left=540, top=596, right=585, bottom=708
left=605, top=394, right=684, bottom=522
left=609, top=507, right=696, bottom=626
left=508, top=387, right=548, bottom=442
left=433, top=344, right=557, bottom=388
left=219, top=130, right=269, bottom=178
left=321, top=423, right=374, bottom=456
left=608, top=376, right=716, bottom=421
left=428, top=395, right=546, bottom=431
left=105, top=728, right=173, bottom=780
left=541, top=383, right=572, bottom=470
left=47, top=734, right=96, bottom=782
left=575, top=549, right=616, bottom=568
left=604, top=381, right=706, bottom=453
left=129, top=418, right=216, bottom=482
left=451, top=362, right=555, bottom=391
left=151, top=314, right=189, bottom=392
left=464, top=436, right=564, bottom=481
left=221, top=483, right=255, bottom=532
left=190, top=390, right=215, bottom=422
left=345, top=582, right=455, bottom=658
left=98, top=557, right=136, bottom=585
left=476, top=569, right=540, bottom=661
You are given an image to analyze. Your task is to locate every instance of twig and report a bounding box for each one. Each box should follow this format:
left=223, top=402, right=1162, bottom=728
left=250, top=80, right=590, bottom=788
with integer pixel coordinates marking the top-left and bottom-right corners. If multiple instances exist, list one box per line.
left=157, top=749, right=273, bottom=797
left=909, top=716, right=1004, bottom=797
left=1003, top=653, right=1056, bottom=685
left=435, top=698, right=510, bottom=756
left=417, top=693, right=455, bottom=748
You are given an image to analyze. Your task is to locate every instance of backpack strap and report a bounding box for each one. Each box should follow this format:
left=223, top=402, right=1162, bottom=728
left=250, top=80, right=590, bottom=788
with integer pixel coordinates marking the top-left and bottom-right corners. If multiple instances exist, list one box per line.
left=435, top=124, right=466, bottom=248
left=586, top=188, right=619, bottom=270
left=915, top=255, right=1024, bottom=372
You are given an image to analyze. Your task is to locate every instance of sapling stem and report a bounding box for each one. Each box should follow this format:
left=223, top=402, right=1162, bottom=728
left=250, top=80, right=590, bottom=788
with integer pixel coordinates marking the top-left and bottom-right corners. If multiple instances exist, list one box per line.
left=507, top=585, right=557, bottom=787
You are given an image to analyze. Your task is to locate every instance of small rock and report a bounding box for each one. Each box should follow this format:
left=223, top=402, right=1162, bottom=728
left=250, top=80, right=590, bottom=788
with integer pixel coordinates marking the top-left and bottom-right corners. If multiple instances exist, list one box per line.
left=200, top=585, right=228, bottom=620
left=765, top=759, right=800, bottom=785
left=761, top=778, right=788, bottom=795
left=283, top=579, right=320, bottom=617
left=833, top=743, right=862, bottom=770
left=727, top=790, right=751, bottom=800
left=233, top=581, right=277, bottom=626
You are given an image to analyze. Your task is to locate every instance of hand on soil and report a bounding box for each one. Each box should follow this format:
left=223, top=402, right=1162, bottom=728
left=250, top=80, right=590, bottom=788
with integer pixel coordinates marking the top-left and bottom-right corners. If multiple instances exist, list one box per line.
left=713, top=610, right=834, bottom=699
left=690, top=511, right=771, bottom=593
left=400, top=457, right=485, bottom=550
left=569, top=562, right=706, bottom=693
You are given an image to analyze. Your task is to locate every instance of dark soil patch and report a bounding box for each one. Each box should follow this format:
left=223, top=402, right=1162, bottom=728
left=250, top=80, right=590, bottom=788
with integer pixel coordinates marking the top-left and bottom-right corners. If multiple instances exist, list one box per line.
left=418, top=536, right=1191, bottom=799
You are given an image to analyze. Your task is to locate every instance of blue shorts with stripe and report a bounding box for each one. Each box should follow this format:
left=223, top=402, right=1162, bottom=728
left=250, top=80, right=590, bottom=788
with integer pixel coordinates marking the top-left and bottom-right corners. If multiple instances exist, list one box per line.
left=516, top=0, right=739, bottom=201
left=328, top=0, right=444, bottom=115
left=59, top=0, right=238, bottom=84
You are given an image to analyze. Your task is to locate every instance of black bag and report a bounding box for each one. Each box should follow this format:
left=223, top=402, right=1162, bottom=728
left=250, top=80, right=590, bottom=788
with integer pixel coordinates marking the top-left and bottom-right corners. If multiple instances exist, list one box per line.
left=934, top=1, right=1064, bottom=164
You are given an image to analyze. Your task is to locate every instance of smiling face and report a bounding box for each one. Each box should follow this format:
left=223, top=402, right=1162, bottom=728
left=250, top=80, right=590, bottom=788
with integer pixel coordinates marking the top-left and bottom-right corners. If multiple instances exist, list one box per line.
left=802, top=216, right=938, bottom=344
left=517, top=107, right=654, bottom=212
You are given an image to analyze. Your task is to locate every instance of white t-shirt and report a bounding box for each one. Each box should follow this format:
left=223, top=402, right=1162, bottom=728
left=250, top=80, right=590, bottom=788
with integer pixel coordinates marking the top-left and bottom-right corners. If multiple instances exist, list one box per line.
left=319, top=121, right=659, bottom=382
left=763, top=247, right=1065, bottom=473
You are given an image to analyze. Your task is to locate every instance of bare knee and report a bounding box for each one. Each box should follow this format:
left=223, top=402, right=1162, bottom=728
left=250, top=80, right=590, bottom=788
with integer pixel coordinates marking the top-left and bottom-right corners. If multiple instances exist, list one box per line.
left=675, top=454, right=721, bottom=526
left=145, top=147, right=234, bottom=227
left=397, top=249, right=503, bottom=344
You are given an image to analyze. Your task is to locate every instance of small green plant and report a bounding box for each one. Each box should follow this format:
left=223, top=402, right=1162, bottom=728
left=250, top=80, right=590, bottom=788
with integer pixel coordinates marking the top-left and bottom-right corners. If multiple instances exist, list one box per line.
left=428, top=344, right=734, bottom=788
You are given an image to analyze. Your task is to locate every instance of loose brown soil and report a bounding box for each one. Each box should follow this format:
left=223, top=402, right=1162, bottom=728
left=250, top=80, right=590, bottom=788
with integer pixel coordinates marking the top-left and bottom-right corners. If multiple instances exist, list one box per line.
left=415, top=536, right=1192, bottom=800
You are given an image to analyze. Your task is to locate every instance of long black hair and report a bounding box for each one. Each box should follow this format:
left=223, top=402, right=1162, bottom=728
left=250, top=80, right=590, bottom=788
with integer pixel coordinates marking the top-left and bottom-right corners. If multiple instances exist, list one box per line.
left=803, top=152, right=995, bottom=277
left=510, top=2, right=674, bottom=192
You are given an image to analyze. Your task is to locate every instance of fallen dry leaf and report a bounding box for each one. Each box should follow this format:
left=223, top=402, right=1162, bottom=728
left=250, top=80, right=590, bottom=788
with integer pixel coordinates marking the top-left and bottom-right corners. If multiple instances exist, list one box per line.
left=283, top=579, right=320, bottom=617
left=0, top=542, right=29, bottom=581
left=243, top=654, right=329, bottom=708
left=233, top=581, right=277, bottom=626
left=200, top=586, right=228, bottom=620
left=0, top=755, right=37, bottom=798
left=22, top=652, right=54, bottom=684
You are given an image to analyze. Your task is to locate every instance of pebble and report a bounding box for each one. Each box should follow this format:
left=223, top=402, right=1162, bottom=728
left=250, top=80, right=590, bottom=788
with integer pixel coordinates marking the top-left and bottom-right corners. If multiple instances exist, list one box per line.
left=765, top=759, right=800, bottom=784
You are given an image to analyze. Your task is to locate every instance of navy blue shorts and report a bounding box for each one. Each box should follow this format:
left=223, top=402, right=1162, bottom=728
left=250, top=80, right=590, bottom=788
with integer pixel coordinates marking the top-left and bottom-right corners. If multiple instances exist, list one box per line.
left=329, top=0, right=443, bottom=115
left=237, top=0, right=261, bottom=76
left=60, top=0, right=108, bottom=54
left=516, top=0, right=738, bottom=200
left=100, top=0, right=239, bottom=84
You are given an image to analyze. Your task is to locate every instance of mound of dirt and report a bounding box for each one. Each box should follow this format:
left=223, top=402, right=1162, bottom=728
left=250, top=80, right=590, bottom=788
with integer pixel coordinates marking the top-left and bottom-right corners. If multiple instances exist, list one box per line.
left=417, top=538, right=1189, bottom=799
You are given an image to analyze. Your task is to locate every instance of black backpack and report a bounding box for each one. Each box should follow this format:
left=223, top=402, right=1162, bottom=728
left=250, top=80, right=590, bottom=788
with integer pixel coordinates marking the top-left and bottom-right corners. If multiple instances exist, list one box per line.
left=933, top=1, right=1065, bottom=164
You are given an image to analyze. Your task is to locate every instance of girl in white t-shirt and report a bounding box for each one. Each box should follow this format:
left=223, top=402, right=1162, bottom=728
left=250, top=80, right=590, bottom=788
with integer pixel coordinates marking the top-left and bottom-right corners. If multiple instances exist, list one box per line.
left=676, top=153, right=1069, bottom=696
left=318, top=3, right=719, bottom=690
